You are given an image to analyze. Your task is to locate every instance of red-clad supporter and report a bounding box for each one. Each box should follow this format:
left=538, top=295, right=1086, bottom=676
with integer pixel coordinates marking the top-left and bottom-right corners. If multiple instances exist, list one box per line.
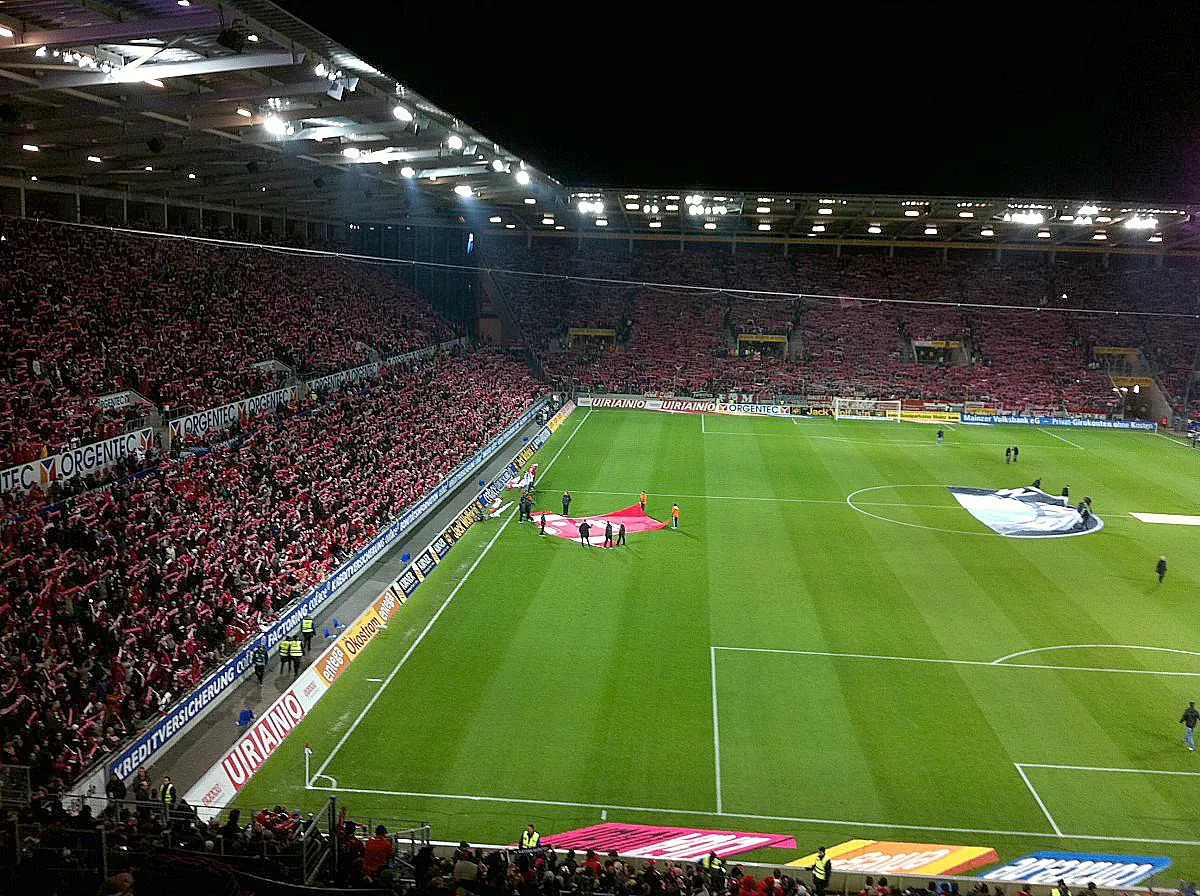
left=0, top=348, right=540, bottom=792
left=363, top=824, right=396, bottom=878
left=0, top=217, right=452, bottom=464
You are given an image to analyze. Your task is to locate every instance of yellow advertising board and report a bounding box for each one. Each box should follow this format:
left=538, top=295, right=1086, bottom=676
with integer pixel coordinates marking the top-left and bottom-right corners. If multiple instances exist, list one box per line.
left=788, top=839, right=998, bottom=876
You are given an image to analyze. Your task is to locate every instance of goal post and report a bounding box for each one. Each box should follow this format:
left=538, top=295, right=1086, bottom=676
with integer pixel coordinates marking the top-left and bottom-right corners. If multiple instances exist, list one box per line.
left=832, top=398, right=902, bottom=421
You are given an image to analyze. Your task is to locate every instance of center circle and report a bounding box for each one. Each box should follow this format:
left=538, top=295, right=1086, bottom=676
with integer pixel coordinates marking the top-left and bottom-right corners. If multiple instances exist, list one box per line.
left=845, top=484, right=992, bottom=536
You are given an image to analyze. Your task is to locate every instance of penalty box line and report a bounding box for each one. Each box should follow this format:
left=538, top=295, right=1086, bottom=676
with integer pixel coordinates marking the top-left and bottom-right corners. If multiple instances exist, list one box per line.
left=1012, top=763, right=1200, bottom=842
left=301, top=782, right=1200, bottom=848
left=310, top=409, right=593, bottom=785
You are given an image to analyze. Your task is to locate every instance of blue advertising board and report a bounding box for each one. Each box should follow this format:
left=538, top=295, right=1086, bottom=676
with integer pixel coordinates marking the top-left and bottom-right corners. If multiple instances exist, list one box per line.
left=961, top=414, right=1157, bottom=431
left=978, top=851, right=1171, bottom=887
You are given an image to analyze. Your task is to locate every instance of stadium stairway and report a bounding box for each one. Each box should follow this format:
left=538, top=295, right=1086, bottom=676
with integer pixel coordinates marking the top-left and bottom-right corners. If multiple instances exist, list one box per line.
left=146, top=411, right=550, bottom=797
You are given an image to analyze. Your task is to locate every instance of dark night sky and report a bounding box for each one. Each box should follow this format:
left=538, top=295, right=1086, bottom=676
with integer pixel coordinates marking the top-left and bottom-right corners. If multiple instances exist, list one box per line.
left=277, top=1, right=1200, bottom=201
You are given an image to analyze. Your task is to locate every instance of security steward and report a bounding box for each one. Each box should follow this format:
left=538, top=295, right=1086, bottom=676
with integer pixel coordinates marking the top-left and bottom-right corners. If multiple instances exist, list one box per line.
left=288, top=634, right=303, bottom=677
left=809, top=846, right=832, bottom=896
left=159, top=775, right=178, bottom=812
left=252, top=642, right=268, bottom=684
left=301, top=614, right=315, bottom=654
left=700, top=851, right=726, bottom=885
left=519, top=823, right=541, bottom=850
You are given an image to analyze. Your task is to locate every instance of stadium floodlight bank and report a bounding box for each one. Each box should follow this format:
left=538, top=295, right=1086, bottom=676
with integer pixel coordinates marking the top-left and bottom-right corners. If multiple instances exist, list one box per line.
left=833, top=397, right=902, bottom=421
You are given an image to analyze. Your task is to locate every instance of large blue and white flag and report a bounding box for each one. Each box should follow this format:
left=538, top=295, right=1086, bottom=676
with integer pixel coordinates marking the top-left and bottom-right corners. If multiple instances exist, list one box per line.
left=948, top=486, right=1103, bottom=538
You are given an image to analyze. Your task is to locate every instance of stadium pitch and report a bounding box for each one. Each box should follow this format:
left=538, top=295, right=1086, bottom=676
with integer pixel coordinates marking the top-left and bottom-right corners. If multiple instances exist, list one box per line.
left=230, top=409, right=1200, bottom=874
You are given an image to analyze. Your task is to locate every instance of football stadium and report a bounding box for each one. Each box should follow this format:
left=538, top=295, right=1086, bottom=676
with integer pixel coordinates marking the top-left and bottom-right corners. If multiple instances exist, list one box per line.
left=1, top=2, right=1199, bottom=895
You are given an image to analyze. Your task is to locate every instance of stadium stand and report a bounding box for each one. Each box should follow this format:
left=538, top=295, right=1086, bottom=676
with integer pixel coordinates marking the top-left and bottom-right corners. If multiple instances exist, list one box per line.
left=0, top=348, right=540, bottom=793
left=484, top=241, right=1198, bottom=415
left=8, top=786, right=819, bottom=896
left=0, top=218, right=453, bottom=465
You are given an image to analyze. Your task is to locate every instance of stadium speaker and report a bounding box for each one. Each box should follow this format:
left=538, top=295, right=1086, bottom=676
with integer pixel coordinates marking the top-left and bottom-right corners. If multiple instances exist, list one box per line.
left=216, top=29, right=246, bottom=53
left=246, top=161, right=260, bottom=174
left=146, top=137, right=164, bottom=154
left=313, top=176, right=326, bottom=189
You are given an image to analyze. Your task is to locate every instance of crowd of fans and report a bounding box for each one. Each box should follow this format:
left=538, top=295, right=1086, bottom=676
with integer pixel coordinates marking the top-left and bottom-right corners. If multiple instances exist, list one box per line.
left=0, top=217, right=453, bottom=464
left=9, top=789, right=1075, bottom=896
left=0, top=348, right=541, bottom=794
left=484, top=241, right=1199, bottom=417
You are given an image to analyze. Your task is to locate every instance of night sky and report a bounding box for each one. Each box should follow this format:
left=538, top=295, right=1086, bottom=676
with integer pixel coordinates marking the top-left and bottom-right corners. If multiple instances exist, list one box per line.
left=278, top=1, right=1200, bottom=202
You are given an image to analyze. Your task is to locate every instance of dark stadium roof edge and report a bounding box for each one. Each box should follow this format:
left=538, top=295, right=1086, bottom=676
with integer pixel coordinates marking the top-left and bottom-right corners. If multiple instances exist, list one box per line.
left=2, top=0, right=1200, bottom=255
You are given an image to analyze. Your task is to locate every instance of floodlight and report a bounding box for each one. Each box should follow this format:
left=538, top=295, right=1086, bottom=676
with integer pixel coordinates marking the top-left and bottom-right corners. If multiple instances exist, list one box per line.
left=400, top=165, right=415, bottom=177
left=454, top=184, right=472, bottom=197
left=263, top=114, right=287, bottom=136
left=515, top=170, right=531, bottom=185
left=448, top=134, right=464, bottom=150
left=393, top=105, right=413, bottom=121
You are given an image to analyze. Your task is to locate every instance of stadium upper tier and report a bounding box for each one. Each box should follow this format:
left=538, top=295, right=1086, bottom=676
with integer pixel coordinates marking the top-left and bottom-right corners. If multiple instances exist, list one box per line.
left=482, top=241, right=1200, bottom=418
left=0, top=347, right=541, bottom=793
left=0, top=217, right=452, bottom=465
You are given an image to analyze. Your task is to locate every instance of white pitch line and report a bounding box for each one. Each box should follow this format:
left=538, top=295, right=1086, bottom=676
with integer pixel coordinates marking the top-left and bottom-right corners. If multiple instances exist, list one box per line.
left=1156, top=431, right=1199, bottom=451
left=1038, top=427, right=1086, bottom=450
left=1019, top=762, right=1200, bottom=777
left=1015, top=763, right=1063, bottom=836
left=305, top=784, right=1200, bottom=847
left=993, top=644, right=1200, bottom=665
left=709, top=646, right=723, bottom=814
left=713, top=645, right=1200, bottom=678
left=701, top=413, right=706, bottom=434
left=569, top=489, right=957, bottom=510
left=312, top=409, right=592, bottom=783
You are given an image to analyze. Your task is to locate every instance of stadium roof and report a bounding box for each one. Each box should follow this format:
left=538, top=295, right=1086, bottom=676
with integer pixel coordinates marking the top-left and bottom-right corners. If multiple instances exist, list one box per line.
left=2, top=1, right=1199, bottom=255
left=0, top=0, right=557, bottom=223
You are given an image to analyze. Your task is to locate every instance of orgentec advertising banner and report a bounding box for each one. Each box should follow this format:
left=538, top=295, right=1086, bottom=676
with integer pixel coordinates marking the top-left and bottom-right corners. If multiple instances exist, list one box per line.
left=580, top=395, right=796, bottom=417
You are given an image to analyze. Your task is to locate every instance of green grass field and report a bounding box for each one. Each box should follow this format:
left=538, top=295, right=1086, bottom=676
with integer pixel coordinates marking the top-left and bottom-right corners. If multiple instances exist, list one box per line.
left=232, top=409, right=1200, bottom=876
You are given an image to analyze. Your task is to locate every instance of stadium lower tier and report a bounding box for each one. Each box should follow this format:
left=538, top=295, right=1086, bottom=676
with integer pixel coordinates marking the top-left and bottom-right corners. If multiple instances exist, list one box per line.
left=0, top=347, right=541, bottom=795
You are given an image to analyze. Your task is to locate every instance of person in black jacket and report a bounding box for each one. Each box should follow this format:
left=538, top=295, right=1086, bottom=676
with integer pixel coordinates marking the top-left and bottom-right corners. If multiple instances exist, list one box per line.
left=562, top=490, right=572, bottom=516
left=578, top=520, right=591, bottom=546
left=1157, top=555, right=1168, bottom=583
left=604, top=520, right=614, bottom=548
left=106, top=771, right=126, bottom=805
